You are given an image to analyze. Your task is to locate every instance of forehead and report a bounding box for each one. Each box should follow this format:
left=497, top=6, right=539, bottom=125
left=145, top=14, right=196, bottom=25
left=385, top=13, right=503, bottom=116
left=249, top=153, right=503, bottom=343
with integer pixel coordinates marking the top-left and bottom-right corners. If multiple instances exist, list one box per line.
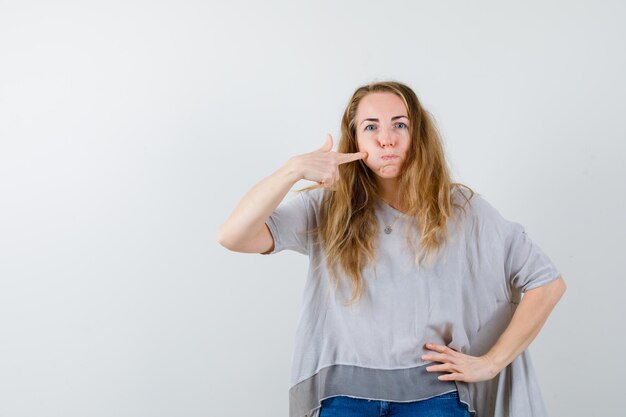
left=356, top=92, right=407, bottom=119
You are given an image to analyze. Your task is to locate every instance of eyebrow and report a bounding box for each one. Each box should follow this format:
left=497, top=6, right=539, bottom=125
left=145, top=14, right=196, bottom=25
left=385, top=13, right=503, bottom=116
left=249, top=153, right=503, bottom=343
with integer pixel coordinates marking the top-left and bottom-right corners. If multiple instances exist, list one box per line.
left=360, top=115, right=409, bottom=126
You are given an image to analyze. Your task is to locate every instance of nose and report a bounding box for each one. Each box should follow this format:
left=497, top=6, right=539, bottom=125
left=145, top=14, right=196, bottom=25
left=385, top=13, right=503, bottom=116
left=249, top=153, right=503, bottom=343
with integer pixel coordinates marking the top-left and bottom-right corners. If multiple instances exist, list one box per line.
left=378, top=126, right=395, bottom=148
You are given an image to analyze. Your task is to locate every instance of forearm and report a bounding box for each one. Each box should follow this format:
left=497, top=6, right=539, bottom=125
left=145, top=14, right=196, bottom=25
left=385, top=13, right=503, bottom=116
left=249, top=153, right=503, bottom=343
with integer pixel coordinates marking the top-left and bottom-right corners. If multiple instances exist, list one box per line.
left=485, top=277, right=567, bottom=373
left=218, top=161, right=301, bottom=248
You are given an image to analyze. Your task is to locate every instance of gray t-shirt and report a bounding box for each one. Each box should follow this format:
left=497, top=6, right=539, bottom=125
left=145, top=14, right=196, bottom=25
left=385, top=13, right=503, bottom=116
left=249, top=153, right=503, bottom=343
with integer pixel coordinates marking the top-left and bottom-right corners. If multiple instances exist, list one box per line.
left=264, top=185, right=562, bottom=417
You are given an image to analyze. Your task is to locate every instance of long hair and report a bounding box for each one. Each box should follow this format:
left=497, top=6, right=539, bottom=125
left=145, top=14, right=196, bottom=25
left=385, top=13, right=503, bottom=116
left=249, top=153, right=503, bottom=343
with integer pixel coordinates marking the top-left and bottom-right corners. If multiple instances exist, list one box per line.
left=301, top=81, right=474, bottom=306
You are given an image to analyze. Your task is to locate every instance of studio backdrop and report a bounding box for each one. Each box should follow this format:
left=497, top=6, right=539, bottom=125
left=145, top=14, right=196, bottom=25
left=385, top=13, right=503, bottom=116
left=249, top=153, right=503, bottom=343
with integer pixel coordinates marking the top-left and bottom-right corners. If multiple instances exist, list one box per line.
left=1, top=1, right=624, bottom=416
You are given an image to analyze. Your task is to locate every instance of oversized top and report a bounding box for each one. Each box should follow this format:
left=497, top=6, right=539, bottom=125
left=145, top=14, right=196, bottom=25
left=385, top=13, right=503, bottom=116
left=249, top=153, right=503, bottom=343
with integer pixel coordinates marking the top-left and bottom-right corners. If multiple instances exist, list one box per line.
left=264, top=185, right=562, bottom=417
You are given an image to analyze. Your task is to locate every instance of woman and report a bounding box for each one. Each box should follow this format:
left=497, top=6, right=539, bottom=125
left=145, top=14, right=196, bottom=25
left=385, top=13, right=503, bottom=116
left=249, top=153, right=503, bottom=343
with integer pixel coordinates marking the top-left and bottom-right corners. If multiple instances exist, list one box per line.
left=218, top=81, right=566, bottom=417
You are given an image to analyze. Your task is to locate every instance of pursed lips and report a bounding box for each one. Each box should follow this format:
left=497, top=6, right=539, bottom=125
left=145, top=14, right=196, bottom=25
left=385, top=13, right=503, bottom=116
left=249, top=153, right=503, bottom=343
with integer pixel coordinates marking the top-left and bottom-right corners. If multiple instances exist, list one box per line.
left=381, top=155, right=399, bottom=160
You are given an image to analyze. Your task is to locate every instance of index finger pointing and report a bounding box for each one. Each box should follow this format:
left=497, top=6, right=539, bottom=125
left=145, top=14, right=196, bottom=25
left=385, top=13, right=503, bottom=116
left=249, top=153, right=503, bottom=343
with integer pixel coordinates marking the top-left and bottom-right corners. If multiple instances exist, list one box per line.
left=337, top=151, right=368, bottom=164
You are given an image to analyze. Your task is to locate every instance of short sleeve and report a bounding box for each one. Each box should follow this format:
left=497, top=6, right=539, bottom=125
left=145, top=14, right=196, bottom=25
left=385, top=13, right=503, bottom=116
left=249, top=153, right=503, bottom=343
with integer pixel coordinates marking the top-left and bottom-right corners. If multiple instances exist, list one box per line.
left=262, top=191, right=311, bottom=255
left=505, top=222, right=562, bottom=293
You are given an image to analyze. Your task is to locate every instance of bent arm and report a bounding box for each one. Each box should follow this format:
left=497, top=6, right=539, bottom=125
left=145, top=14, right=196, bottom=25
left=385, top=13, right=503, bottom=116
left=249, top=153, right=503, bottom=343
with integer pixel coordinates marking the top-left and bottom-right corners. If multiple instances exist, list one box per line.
left=217, top=162, right=301, bottom=253
left=485, top=276, right=567, bottom=373
left=217, top=134, right=366, bottom=254
left=422, top=276, right=567, bottom=382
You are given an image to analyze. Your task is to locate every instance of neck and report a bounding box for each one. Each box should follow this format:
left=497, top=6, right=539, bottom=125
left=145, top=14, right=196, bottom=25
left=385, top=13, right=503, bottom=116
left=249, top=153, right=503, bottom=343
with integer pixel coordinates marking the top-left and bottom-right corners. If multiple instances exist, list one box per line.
left=377, top=178, right=405, bottom=212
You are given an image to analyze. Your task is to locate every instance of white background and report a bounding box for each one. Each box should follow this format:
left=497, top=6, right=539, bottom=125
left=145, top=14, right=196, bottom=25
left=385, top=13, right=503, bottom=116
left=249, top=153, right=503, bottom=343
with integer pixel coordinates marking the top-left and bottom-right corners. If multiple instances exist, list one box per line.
left=1, top=0, right=624, bottom=416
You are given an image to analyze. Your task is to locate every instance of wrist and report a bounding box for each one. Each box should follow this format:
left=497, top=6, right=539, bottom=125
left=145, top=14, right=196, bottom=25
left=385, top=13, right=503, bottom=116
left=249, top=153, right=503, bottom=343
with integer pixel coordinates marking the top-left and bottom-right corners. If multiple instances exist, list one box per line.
left=279, top=157, right=303, bottom=183
left=483, top=351, right=507, bottom=377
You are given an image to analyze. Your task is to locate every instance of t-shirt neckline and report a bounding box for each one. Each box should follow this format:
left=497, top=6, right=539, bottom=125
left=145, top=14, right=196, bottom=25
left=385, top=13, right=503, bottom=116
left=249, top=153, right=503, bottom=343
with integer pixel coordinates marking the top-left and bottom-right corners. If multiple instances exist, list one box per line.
left=377, top=199, right=409, bottom=217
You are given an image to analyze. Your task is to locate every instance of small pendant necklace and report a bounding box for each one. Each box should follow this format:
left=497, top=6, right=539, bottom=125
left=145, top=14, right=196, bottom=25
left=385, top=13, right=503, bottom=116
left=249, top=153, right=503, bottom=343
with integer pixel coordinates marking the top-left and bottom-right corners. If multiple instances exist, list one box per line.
left=384, top=215, right=401, bottom=234
left=380, top=198, right=404, bottom=234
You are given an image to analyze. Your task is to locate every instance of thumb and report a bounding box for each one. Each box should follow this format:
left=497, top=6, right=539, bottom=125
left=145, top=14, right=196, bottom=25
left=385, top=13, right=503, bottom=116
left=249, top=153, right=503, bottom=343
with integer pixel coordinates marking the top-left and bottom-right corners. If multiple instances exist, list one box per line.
left=318, top=133, right=333, bottom=152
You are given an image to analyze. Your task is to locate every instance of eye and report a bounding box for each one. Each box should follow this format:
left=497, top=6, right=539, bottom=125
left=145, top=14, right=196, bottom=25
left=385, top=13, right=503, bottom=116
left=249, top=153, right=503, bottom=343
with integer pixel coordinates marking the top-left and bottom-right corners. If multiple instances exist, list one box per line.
left=396, top=122, right=407, bottom=129
left=365, top=124, right=376, bottom=131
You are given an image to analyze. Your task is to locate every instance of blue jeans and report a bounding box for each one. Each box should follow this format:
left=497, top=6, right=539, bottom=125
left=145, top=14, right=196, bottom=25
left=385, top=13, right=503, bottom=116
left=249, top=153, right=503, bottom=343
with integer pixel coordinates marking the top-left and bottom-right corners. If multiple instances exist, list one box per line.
left=319, top=391, right=470, bottom=417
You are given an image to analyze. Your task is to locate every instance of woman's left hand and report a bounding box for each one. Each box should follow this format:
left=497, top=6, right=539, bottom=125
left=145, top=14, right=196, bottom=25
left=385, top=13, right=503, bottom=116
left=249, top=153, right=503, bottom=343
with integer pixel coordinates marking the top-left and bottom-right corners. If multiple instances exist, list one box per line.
left=421, top=343, right=501, bottom=383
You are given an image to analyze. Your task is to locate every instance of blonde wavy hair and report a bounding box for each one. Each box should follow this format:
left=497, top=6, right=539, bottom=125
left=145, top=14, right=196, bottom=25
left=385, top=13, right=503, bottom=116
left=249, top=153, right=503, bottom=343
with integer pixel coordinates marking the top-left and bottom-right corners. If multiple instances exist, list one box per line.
left=301, top=81, right=475, bottom=305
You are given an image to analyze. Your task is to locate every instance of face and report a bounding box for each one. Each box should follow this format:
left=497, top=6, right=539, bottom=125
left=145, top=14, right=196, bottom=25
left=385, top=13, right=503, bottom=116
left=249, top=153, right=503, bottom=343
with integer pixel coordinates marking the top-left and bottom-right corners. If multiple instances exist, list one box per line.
left=355, top=92, right=411, bottom=181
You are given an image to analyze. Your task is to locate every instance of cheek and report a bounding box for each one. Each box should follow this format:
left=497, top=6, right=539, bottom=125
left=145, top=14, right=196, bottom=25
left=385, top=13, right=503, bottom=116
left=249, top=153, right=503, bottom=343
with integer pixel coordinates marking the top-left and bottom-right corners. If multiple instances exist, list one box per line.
left=356, top=140, right=375, bottom=166
left=356, top=139, right=372, bottom=156
left=400, top=137, right=412, bottom=157
left=356, top=137, right=365, bottom=151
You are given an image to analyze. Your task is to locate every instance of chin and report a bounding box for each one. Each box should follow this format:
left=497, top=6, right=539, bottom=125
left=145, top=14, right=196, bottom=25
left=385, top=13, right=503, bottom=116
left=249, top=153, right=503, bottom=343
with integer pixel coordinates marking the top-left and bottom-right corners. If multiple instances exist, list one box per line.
left=375, top=165, right=403, bottom=177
